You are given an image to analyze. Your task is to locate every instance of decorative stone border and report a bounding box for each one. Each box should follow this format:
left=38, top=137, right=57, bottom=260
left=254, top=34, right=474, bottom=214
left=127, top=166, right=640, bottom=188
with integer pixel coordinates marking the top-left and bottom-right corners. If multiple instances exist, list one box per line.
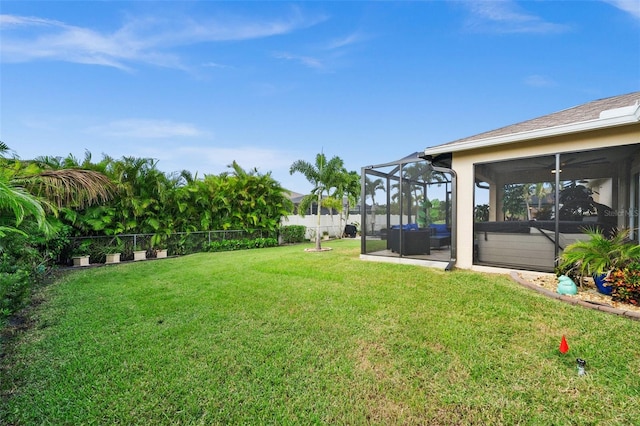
left=509, top=272, right=640, bottom=321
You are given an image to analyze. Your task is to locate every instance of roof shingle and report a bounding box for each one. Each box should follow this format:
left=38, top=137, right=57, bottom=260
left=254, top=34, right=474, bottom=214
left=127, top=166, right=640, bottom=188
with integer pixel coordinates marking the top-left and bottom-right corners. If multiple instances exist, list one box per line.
left=434, top=91, right=640, bottom=148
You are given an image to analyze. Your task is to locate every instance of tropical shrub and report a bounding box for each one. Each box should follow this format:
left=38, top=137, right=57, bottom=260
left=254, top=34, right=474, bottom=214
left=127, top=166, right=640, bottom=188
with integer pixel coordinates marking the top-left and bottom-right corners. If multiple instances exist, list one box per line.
left=609, top=261, right=640, bottom=305
left=65, top=157, right=293, bottom=239
left=207, top=239, right=242, bottom=252
left=0, top=223, right=55, bottom=318
left=206, top=238, right=277, bottom=252
left=474, top=204, right=489, bottom=222
left=0, top=270, right=30, bottom=318
left=0, top=144, right=111, bottom=318
left=556, top=228, right=639, bottom=283
left=280, top=225, right=306, bottom=243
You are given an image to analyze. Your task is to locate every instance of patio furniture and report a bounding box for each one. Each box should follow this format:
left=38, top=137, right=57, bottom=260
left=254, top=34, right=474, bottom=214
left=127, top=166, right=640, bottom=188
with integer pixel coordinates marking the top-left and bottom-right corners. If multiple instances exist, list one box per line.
left=388, top=227, right=431, bottom=255
left=429, top=224, right=451, bottom=249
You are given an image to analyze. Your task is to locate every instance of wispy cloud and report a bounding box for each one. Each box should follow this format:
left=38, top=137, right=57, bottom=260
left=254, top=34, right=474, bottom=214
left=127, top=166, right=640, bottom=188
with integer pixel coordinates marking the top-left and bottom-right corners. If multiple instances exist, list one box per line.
left=272, top=51, right=325, bottom=70
left=201, top=62, right=232, bottom=69
left=0, top=15, right=142, bottom=71
left=0, top=8, right=325, bottom=70
left=272, top=31, right=367, bottom=72
left=603, top=0, right=640, bottom=20
left=460, top=0, right=571, bottom=34
left=524, top=74, right=557, bottom=88
left=89, top=119, right=207, bottom=139
left=325, top=32, right=366, bottom=50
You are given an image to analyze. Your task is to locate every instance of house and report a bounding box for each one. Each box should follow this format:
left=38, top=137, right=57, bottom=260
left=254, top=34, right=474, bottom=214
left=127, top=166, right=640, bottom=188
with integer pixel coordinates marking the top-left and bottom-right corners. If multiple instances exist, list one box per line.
left=360, top=92, right=640, bottom=273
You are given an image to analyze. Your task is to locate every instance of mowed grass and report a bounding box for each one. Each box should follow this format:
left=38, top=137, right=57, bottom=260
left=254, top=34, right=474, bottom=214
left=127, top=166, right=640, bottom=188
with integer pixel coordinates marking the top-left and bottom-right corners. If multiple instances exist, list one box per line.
left=2, top=239, right=640, bottom=425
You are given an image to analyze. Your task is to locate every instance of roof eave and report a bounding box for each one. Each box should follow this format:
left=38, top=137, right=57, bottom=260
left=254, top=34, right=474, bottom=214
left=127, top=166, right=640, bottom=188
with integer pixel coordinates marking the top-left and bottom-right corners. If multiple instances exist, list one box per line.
left=423, top=104, right=640, bottom=157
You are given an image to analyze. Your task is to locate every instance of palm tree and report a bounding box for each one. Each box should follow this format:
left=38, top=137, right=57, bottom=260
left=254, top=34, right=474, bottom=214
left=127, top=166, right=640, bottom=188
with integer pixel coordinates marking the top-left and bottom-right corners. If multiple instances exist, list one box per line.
left=225, top=161, right=293, bottom=233
left=532, top=182, right=551, bottom=218
left=403, top=162, right=431, bottom=204
left=333, top=170, right=360, bottom=236
left=365, top=176, right=385, bottom=233
left=290, top=153, right=345, bottom=250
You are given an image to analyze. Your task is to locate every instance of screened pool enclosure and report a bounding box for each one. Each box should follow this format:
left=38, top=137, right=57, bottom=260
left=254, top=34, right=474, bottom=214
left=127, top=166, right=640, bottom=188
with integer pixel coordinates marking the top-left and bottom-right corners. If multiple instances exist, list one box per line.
left=360, top=152, right=455, bottom=269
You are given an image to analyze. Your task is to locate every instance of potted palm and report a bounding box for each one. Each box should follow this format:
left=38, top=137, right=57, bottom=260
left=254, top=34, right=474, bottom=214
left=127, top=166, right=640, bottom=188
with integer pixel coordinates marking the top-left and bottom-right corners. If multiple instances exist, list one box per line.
left=72, top=240, right=92, bottom=267
left=133, top=240, right=147, bottom=261
left=103, top=238, right=124, bottom=264
left=151, top=233, right=168, bottom=259
left=557, top=228, right=639, bottom=295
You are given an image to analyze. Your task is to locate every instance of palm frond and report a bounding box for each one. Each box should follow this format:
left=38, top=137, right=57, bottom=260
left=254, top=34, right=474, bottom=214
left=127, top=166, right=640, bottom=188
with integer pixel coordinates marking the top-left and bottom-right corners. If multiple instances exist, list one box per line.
left=0, top=178, right=55, bottom=235
left=18, top=169, right=114, bottom=209
left=559, top=227, right=639, bottom=277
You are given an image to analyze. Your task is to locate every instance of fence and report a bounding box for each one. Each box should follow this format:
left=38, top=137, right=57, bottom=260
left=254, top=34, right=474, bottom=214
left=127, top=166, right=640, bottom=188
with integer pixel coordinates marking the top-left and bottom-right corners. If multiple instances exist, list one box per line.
left=280, top=214, right=360, bottom=240
left=280, top=213, right=415, bottom=239
left=65, top=230, right=272, bottom=266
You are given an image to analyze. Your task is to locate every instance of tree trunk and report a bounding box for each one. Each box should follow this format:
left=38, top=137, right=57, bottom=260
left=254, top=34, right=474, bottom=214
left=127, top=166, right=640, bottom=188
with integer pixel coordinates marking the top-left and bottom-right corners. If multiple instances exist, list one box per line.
left=316, top=191, right=322, bottom=250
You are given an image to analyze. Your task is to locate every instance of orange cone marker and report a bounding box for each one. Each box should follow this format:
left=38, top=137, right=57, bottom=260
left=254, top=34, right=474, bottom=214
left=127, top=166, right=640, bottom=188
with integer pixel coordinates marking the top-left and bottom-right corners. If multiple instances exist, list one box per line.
left=559, top=335, right=569, bottom=354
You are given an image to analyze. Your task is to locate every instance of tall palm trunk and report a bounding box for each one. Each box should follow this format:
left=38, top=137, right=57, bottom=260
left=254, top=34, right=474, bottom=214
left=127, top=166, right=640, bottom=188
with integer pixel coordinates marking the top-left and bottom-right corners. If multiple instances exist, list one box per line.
left=316, top=191, right=322, bottom=250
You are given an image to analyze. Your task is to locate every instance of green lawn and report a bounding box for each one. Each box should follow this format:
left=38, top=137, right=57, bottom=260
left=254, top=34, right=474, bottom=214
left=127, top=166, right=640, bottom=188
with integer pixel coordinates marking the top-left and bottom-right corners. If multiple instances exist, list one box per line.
left=2, top=239, right=639, bottom=425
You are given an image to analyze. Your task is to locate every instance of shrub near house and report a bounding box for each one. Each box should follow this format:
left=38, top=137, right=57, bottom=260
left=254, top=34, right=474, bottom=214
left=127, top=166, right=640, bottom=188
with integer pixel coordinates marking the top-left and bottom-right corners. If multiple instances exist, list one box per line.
left=610, top=261, right=640, bottom=305
left=558, top=228, right=640, bottom=301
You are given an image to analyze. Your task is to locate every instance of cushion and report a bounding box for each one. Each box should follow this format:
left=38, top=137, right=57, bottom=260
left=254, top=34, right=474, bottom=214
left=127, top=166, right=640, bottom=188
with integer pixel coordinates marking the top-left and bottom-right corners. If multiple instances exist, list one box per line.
left=391, top=223, right=419, bottom=231
left=430, top=224, right=450, bottom=236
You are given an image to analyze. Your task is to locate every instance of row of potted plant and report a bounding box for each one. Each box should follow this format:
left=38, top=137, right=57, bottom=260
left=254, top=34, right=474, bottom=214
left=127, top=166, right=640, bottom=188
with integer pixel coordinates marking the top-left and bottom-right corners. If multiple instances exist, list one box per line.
left=72, top=248, right=168, bottom=266
left=557, top=228, right=640, bottom=304
left=72, top=238, right=168, bottom=267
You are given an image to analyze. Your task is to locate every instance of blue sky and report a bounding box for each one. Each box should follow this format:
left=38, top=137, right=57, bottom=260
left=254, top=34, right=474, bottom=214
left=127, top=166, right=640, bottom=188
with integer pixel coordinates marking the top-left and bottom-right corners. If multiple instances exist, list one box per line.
left=1, top=1, right=639, bottom=193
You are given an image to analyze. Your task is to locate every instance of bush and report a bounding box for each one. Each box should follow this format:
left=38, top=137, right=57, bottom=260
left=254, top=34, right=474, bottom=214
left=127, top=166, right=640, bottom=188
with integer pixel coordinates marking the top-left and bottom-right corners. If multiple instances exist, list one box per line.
left=280, top=225, right=306, bottom=244
left=610, top=261, right=640, bottom=305
left=556, top=228, right=640, bottom=281
left=0, top=223, right=57, bottom=318
left=207, top=238, right=278, bottom=252
left=170, top=234, right=207, bottom=256
left=0, top=270, right=31, bottom=318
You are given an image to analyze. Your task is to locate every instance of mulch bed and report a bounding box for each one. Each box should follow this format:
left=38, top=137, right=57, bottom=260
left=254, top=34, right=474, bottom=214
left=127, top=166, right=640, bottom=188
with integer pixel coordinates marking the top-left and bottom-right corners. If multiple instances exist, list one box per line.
left=512, top=272, right=640, bottom=320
